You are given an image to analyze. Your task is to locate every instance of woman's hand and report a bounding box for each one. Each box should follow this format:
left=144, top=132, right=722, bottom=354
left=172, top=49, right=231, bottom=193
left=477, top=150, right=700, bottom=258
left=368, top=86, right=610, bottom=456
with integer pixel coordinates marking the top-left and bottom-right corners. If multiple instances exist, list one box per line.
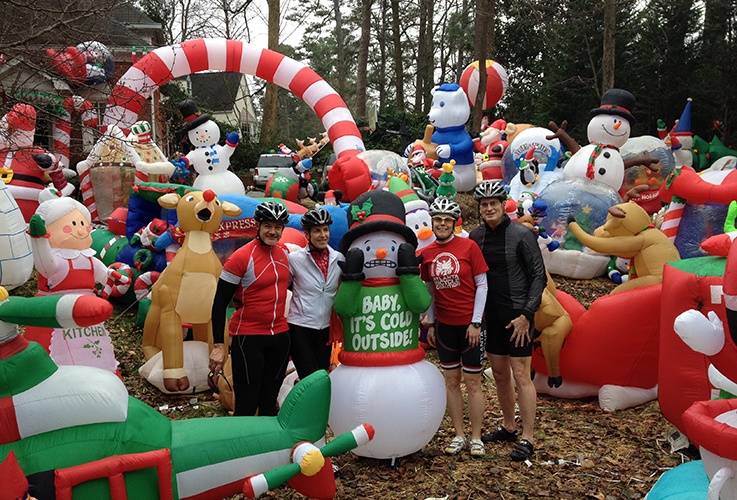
left=209, top=343, right=227, bottom=374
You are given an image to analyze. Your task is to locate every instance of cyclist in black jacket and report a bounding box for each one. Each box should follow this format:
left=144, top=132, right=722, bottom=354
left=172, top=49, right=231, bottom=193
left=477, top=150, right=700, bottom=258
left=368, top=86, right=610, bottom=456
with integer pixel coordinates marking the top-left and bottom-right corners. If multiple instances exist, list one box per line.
left=469, top=180, right=547, bottom=462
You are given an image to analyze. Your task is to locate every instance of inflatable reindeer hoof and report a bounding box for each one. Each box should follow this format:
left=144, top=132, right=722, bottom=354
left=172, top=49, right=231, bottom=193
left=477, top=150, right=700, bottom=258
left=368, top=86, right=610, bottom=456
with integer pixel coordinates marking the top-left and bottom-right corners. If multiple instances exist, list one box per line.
left=163, top=368, right=190, bottom=392
left=548, top=375, right=563, bottom=389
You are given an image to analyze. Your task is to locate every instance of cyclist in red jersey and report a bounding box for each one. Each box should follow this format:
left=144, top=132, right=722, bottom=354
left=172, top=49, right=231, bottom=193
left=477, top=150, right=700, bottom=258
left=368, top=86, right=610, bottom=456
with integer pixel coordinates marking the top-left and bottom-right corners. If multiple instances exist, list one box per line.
left=209, top=201, right=292, bottom=416
left=419, top=197, right=489, bottom=457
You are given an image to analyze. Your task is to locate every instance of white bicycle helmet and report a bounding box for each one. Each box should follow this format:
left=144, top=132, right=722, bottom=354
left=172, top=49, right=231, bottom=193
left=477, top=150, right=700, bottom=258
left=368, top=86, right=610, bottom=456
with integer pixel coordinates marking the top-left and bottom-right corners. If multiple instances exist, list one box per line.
left=429, top=196, right=462, bottom=220
left=473, top=181, right=508, bottom=201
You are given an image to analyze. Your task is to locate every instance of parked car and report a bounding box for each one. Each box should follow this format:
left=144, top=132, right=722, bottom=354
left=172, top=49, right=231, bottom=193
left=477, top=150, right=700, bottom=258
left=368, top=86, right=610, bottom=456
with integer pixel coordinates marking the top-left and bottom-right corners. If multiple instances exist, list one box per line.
left=252, top=154, right=297, bottom=186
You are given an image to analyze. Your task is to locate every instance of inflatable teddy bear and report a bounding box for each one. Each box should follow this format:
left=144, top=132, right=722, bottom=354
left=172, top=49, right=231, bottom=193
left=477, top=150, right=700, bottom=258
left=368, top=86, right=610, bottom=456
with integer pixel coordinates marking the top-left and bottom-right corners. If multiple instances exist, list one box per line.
left=429, top=83, right=477, bottom=192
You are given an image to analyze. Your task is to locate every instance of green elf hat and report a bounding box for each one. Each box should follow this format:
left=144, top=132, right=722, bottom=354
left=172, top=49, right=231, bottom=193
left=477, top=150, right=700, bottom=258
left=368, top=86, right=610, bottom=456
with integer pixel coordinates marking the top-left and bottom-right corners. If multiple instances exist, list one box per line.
left=387, top=176, right=428, bottom=214
left=339, top=190, right=418, bottom=254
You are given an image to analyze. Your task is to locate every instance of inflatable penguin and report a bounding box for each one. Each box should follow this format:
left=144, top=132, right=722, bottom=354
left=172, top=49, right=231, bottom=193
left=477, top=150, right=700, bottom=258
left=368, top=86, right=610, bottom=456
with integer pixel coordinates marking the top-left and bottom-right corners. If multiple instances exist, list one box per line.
left=329, top=190, right=446, bottom=460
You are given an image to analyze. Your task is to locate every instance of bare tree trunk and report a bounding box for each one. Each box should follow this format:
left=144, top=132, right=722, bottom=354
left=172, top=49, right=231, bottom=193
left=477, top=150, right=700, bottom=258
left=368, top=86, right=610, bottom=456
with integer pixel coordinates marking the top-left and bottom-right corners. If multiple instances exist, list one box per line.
left=471, top=0, right=496, bottom=132
left=334, top=0, right=346, bottom=98
left=355, top=0, right=372, bottom=118
left=602, top=0, right=616, bottom=93
left=390, top=0, right=405, bottom=111
left=455, top=0, right=468, bottom=79
left=260, top=0, right=280, bottom=145
left=379, top=0, right=389, bottom=110
left=414, top=0, right=428, bottom=112
left=422, top=0, right=434, bottom=108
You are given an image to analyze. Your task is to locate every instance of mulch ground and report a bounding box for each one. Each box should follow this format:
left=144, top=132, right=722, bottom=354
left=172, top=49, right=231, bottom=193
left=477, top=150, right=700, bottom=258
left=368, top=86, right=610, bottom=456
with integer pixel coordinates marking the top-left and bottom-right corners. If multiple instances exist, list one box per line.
left=99, top=272, right=696, bottom=500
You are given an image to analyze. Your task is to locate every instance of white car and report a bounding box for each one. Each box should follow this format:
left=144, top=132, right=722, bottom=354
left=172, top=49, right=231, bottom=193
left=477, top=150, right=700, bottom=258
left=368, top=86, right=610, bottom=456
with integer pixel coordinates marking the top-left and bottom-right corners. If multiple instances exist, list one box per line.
left=252, top=154, right=297, bottom=186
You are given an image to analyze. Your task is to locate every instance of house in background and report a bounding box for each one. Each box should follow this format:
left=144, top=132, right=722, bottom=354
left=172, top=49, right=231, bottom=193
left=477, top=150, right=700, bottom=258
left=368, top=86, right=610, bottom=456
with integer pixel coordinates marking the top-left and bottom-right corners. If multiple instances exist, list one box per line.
left=0, top=1, right=167, bottom=167
left=176, top=72, right=259, bottom=143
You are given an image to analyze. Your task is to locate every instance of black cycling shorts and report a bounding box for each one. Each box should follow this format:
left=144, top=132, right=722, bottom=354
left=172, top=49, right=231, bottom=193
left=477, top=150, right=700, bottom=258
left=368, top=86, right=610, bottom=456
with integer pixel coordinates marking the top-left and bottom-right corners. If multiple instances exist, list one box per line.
left=435, top=321, right=486, bottom=374
left=485, top=308, right=533, bottom=357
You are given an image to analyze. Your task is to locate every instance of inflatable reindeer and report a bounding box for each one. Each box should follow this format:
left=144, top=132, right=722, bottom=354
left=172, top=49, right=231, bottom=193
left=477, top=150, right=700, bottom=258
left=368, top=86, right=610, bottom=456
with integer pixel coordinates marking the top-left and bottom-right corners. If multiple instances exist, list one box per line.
left=142, top=189, right=241, bottom=392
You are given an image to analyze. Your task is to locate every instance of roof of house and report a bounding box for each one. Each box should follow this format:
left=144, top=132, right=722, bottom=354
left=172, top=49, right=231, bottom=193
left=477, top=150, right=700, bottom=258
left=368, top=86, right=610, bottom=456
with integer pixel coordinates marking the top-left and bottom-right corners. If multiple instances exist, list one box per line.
left=2, top=0, right=163, bottom=49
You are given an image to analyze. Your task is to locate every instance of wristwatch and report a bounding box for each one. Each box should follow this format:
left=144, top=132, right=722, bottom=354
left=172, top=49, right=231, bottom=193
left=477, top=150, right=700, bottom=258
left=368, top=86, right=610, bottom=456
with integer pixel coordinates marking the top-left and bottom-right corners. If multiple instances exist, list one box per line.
left=471, top=322, right=481, bottom=328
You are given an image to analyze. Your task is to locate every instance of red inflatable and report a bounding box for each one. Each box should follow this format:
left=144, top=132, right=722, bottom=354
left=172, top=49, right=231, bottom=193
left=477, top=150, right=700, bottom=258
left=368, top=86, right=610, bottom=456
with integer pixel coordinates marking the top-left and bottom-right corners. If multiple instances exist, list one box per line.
left=532, top=284, right=662, bottom=389
left=658, top=258, right=725, bottom=434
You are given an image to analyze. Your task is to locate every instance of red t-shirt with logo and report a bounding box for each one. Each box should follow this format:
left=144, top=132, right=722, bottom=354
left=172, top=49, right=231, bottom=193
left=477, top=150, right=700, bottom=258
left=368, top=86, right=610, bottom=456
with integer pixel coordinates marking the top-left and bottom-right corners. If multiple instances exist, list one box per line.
left=419, top=236, right=488, bottom=325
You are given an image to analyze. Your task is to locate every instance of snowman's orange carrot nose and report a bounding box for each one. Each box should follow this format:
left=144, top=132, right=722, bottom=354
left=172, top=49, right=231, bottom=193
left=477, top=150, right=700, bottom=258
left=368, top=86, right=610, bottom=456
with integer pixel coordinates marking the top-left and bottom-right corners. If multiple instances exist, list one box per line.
left=614, top=121, right=622, bottom=130
left=376, top=248, right=387, bottom=259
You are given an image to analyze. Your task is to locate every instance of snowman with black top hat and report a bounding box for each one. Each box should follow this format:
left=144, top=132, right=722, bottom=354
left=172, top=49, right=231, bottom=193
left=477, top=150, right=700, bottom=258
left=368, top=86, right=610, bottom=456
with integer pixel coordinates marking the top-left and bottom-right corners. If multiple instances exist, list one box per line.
left=329, top=189, right=446, bottom=462
left=550, top=88, right=659, bottom=192
left=176, top=99, right=245, bottom=196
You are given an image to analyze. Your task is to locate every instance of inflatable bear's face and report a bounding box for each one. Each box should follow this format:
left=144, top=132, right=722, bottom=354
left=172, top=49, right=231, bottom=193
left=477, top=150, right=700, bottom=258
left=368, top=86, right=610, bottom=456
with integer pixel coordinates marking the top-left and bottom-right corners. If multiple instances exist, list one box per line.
left=428, top=84, right=470, bottom=130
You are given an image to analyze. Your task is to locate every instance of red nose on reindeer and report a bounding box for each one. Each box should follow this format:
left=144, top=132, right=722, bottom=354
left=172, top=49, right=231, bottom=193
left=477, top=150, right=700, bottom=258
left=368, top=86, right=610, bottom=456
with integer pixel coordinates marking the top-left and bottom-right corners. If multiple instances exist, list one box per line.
left=203, top=189, right=215, bottom=203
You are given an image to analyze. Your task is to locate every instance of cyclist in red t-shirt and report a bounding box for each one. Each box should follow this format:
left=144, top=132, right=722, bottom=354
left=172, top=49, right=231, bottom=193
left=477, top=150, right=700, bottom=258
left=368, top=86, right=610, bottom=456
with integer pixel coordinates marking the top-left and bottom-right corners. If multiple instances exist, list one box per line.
left=209, top=201, right=291, bottom=416
left=419, top=197, right=489, bottom=457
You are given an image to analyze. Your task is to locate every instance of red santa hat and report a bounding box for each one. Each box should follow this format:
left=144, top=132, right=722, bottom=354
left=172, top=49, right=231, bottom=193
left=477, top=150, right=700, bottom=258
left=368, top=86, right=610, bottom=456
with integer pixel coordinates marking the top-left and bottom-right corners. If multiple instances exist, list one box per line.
left=490, top=119, right=507, bottom=131
left=6, top=103, right=36, bottom=132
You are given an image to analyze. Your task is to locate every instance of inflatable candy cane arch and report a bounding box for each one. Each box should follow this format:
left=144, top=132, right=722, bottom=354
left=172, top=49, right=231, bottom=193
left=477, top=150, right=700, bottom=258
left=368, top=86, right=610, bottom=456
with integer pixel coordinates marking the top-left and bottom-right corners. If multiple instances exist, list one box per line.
left=101, top=37, right=365, bottom=155
left=52, top=96, right=99, bottom=169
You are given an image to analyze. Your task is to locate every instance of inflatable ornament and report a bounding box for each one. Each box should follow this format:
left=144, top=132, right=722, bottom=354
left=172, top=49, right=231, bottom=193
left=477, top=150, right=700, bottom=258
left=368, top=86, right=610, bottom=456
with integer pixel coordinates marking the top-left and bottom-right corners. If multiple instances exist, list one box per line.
left=330, top=190, right=446, bottom=459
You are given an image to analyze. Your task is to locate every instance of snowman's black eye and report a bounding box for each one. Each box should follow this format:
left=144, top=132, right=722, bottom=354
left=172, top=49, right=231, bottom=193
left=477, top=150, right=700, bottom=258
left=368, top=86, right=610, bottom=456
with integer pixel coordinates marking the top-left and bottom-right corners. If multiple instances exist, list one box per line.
left=603, top=152, right=611, bottom=159
left=598, top=168, right=606, bottom=175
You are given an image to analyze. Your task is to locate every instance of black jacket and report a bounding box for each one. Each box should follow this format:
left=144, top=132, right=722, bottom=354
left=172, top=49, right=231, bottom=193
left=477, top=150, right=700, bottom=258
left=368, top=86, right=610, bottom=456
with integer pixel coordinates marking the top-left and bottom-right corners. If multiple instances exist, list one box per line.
left=469, top=215, right=547, bottom=319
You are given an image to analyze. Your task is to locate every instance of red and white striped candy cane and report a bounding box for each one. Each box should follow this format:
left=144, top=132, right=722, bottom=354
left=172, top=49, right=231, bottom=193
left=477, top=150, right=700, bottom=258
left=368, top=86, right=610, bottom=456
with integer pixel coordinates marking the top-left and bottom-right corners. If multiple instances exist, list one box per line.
left=134, top=271, right=160, bottom=301
left=103, top=38, right=365, bottom=157
left=53, top=96, right=99, bottom=169
left=660, top=199, right=685, bottom=243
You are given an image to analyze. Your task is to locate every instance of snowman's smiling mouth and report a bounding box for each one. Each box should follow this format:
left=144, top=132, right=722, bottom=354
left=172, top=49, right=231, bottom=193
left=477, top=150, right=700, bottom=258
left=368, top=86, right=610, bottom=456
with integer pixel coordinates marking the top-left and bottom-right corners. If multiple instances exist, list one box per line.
left=600, top=124, right=627, bottom=137
left=365, top=260, right=397, bottom=268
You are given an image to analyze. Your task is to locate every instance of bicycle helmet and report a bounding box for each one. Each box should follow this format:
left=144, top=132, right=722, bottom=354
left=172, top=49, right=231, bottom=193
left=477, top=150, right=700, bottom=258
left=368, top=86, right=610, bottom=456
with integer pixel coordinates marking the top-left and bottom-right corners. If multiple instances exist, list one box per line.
left=473, top=180, right=508, bottom=201
left=301, top=207, right=333, bottom=229
left=254, top=201, right=289, bottom=223
left=429, top=197, right=462, bottom=220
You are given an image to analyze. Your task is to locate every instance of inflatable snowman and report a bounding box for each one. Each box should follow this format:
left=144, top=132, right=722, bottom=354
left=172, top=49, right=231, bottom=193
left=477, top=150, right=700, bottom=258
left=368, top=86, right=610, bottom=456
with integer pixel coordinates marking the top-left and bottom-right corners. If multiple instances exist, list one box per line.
left=561, top=89, right=638, bottom=191
left=177, top=99, right=245, bottom=196
left=387, top=176, right=435, bottom=250
left=330, top=190, right=446, bottom=460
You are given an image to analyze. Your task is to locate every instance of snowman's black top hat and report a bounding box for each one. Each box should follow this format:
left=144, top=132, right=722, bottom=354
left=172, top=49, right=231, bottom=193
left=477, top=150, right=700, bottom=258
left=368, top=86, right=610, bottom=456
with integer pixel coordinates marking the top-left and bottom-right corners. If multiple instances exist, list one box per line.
left=339, top=190, right=418, bottom=254
left=178, top=99, right=210, bottom=132
left=590, top=88, right=636, bottom=124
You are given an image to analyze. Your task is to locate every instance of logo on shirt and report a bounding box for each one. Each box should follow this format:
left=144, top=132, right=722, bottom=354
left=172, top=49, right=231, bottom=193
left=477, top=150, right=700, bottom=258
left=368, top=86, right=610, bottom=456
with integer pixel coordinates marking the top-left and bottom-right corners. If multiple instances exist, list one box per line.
left=431, top=252, right=461, bottom=289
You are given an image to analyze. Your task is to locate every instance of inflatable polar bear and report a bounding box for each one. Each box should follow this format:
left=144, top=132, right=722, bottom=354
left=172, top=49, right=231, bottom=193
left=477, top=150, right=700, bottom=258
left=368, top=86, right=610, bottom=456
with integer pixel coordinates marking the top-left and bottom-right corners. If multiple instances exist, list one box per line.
left=429, top=83, right=477, bottom=192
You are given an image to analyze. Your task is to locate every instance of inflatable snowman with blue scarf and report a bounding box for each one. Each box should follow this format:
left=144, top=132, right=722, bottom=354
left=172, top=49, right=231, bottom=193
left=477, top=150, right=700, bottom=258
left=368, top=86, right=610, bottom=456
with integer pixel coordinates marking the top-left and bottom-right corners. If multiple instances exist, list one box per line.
left=177, top=99, right=245, bottom=196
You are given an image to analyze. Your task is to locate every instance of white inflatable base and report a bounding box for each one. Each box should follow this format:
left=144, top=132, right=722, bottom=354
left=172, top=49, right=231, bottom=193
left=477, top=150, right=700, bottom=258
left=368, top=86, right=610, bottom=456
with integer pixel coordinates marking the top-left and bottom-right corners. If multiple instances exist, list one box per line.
left=598, top=384, right=658, bottom=412
left=533, top=375, right=599, bottom=399
left=138, top=340, right=211, bottom=394
left=329, top=361, right=446, bottom=459
left=542, top=248, right=609, bottom=279
left=533, top=377, right=658, bottom=412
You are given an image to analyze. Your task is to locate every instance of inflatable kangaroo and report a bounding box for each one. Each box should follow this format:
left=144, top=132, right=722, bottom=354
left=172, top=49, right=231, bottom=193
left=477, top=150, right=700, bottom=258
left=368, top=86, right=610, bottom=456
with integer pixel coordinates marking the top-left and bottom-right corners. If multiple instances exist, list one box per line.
left=142, top=189, right=241, bottom=392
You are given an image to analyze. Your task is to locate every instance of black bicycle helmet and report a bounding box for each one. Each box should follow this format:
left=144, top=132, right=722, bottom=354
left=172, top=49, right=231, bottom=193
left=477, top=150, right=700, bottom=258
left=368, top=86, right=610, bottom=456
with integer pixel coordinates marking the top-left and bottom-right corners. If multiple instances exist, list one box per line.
left=429, top=197, right=462, bottom=220
left=473, top=180, right=508, bottom=201
left=254, top=201, right=289, bottom=223
left=301, top=207, right=333, bottom=229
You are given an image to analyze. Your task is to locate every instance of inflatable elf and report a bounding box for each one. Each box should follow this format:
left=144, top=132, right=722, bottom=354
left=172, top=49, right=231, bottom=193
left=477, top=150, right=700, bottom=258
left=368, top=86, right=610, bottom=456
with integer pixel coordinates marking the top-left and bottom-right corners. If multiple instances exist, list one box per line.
left=329, top=190, right=446, bottom=460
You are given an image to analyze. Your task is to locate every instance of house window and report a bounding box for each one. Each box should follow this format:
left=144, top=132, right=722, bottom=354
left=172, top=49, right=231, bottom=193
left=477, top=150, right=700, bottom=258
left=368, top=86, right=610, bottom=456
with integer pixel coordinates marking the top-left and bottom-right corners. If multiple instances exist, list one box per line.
left=240, top=123, right=250, bottom=143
